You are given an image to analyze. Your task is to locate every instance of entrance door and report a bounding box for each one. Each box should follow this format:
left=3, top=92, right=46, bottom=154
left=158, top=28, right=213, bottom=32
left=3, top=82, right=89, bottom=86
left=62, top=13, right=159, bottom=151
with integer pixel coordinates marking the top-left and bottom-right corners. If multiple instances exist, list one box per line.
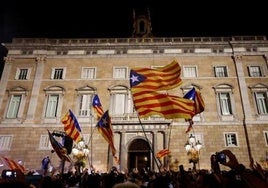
left=128, top=138, right=151, bottom=172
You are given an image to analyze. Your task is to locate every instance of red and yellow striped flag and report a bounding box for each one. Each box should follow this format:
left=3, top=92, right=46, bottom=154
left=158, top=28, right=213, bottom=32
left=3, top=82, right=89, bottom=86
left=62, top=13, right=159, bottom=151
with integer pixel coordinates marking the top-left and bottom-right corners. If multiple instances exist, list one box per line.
left=0, top=156, right=26, bottom=173
left=130, top=60, right=182, bottom=92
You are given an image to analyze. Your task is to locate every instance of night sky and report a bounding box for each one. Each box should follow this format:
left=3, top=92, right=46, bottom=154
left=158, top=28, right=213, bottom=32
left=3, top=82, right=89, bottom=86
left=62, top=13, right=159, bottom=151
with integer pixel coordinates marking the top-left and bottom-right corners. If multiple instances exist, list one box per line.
left=1, top=0, right=267, bottom=44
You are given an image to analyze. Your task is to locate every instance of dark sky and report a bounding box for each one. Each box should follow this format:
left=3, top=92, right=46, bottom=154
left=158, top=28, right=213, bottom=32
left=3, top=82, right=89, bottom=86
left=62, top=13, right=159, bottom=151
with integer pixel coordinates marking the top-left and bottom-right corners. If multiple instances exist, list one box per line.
left=1, top=0, right=267, bottom=43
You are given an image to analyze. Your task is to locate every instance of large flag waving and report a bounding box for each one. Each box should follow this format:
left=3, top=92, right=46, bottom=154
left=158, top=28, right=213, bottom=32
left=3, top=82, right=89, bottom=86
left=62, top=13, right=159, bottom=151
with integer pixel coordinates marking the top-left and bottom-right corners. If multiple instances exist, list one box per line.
left=130, top=60, right=182, bottom=91
left=0, top=156, right=26, bottom=173
left=61, top=109, right=82, bottom=143
left=132, top=90, right=195, bottom=119
left=47, top=130, right=72, bottom=162
left=96, top=110, right=117, bottom=156
left=92, top=94, right=104, bottom=120
left=184, top=87, right=205, bottom=133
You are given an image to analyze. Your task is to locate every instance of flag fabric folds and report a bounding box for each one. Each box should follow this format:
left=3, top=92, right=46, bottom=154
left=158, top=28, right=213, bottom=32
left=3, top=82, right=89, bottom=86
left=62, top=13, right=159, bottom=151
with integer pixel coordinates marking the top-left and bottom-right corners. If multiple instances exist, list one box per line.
left=183, top=87, right=205, bottom=133
left=62, top=109, right=82, bottom=143
left=156, top=148, right=171, bottom=159
left=132, top=90, right=195, bottom=119
left=48, top=130, right=72, bottom=162
left=96, top=110, right=117, bottom=156
left=0, top=156, right=26, bottom=173
left=92, top=94, right=104, bottom=120
left=130, top=60, right=182, bottom=91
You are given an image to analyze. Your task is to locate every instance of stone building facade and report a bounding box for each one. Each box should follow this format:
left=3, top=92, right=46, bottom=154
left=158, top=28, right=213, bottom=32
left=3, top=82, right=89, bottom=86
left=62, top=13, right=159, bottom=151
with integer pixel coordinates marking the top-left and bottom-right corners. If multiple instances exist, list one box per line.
left=0, top=35, right=268, bottom=174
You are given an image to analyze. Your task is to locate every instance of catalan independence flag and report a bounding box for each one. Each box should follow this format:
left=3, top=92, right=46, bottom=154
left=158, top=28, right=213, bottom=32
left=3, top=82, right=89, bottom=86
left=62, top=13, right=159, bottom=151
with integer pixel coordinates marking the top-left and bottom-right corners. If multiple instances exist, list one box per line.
left=92, top=94, right=104, bottom=120
left=0, top=156, right=26, bottom=173
left=61, top=109, right=82, bottom=143
left=96, top=110, right=117, bottom=156
left=183, top=88, right=205, bottom=133
left=132, top=90, right=195, bottom=119
left=47, top=130, right=72, bottom=162
left=130, top=60, right=182, bottom=92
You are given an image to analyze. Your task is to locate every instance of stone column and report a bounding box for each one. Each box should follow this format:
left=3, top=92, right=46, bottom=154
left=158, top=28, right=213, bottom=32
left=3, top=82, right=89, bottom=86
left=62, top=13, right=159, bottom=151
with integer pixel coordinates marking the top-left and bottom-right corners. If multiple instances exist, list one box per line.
left=232, top=55, right=252, bottom=121
left=119, top=131, right=127, bottom=172
left=0, top=57, right=13, bottom=117
left=25, top=56, right=46, bottom=122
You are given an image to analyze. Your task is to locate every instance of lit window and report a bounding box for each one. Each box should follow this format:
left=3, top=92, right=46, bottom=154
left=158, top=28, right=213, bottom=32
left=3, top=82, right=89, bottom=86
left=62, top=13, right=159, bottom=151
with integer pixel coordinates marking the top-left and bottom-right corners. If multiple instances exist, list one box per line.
left=183, top=66, right=197, bottom=77
left=219, top=92, right=232, bottom=115
left=248, top=66, right=262, bottom=77
left=76, top=86, right=95, bottom=117
left=6, top=95, right=22, bottom=118
left=43, top=86, right=64, bottom=121
left=250, top=84, right=268, bottom=116
left=224, top=133, right=238, bottom=147
left=82, top=67, right=96, bottom=79
left=113, top=67, right=128, bottom=79
left=214, top=66, right=228, bottom=77
left=255, top=92, right=268, bottom=114
left=109, top=86, right=134, bottom=118
left=45, top=95, right=59, bottom=117
left=0, top=135, right=13, bottom=151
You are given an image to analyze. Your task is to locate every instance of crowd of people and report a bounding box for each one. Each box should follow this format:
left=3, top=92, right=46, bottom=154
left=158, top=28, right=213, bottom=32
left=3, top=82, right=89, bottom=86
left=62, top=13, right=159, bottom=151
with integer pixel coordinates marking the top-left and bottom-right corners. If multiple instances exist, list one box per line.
left=0, top=150, right=268, bottom=188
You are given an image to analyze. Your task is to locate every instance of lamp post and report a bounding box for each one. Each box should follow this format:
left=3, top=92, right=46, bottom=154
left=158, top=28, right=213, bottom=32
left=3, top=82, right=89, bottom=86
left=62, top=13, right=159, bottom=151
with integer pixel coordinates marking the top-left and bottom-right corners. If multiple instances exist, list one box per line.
left=184, top=134, right=202, bottom=171
left=72, top=139, right=90, bottom=174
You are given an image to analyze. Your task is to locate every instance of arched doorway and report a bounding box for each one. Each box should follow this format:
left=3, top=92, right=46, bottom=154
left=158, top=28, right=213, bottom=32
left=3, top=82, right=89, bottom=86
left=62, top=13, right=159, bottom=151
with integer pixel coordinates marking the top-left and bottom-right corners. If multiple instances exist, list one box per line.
left=128, top=138, right=151, bottom=172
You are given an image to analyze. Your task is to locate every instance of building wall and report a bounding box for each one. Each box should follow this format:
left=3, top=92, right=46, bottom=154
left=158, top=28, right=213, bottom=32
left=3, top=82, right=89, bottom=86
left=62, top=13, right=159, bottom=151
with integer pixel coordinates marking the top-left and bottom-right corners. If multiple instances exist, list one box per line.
left=0, top=36, right=268, bottom=173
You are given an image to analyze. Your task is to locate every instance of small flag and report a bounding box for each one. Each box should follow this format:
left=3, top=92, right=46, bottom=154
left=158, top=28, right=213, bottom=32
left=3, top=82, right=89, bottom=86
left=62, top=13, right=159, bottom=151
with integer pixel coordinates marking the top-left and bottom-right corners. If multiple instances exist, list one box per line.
left=92, top=94, right=104, bottom=120
left=156, top=148, right=171, bottom=158
left=0, top=156, right=26, bottom=173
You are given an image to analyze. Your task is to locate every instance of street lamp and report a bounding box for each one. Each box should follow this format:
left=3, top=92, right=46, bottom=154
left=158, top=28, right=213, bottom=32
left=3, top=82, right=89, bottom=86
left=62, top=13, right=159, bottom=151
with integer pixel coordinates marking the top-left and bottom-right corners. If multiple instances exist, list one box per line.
left=185, top=134, right=202, bottom=171
left=72, top=139, right=90, bottom=174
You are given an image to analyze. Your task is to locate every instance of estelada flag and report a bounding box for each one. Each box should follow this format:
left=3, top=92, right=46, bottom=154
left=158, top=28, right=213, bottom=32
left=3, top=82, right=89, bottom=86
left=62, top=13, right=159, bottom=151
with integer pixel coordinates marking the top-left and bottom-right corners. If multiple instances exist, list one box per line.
left=48, top=130, right=72, bottom=162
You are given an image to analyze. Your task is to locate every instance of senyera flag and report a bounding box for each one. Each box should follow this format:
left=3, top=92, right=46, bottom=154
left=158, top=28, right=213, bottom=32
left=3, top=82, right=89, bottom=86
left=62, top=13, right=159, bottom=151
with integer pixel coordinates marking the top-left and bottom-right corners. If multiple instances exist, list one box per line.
left=156, top=148, right=171, bottom=159
left=0, top=156, right=26, bottom=173
left=61, top=109, right=82, bottom=143
left=130, top=60, right=182, bottom=92
left=47, top=130, right=72, bottom=162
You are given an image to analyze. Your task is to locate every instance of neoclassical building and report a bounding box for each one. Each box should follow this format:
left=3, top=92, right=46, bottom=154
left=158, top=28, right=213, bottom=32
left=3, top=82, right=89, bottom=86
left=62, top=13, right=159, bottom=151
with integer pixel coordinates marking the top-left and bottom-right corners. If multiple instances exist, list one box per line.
left=0, top=13, right=268, bottom=173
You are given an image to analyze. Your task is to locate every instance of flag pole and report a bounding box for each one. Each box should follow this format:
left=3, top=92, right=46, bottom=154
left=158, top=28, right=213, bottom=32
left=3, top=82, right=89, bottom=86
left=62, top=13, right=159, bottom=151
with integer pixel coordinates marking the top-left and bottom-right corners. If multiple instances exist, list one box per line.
left=137, top=115, right=162, bottom=172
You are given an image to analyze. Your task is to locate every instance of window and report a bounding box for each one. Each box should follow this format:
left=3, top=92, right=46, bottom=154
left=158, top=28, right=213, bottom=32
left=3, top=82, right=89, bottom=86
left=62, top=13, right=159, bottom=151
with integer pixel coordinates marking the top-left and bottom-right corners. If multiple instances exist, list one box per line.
left=5, top=87, right=27, bottom=120
left=219, top=92, right=232, bottom=115
left=250, top=84, right=268, bottom=116
left=82, top=67, right=96, bottom=79
left=109, top=86, right=134, bottom=118
left=51, top=68, right=65, bottom=79
left=15, top=68, right=30, bottom=80
left=254, top=92, right=268, bottom=114
left=6, top=95, right=21, bottom=118
left=45, top=94, right=59, bottom=117
left=79, top=94, right=93, bottom=116
left=213, top=84, right=235, bottom=119
left=214, top=66, right=228, bottom=77
left=224, top=132, right=238, bottom=147
left=248, top=66, right=262, bottom=77
left=183, top=66, right=197, bottom=77
left=113, top=67, right=128, bottom=79
left=264, top=131, right=268, bottom=146
left=43, top=86, right=64, bottom=121
left=39, top=135, right=52, bottom=150
left=76, top=86, right=95, bottom=117
left=0, top=135, right=13, bottom=150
